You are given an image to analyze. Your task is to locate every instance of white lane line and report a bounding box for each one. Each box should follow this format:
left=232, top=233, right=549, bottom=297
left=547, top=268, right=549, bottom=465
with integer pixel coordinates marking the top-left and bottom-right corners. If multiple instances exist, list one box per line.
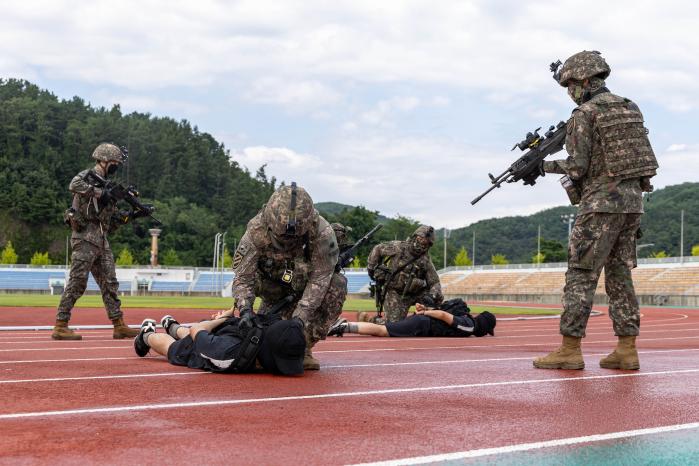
left=0, top=339, right=134, bottom=345
left=319, top=326, right=699, bottom=345
left=1, top=368, right=698, bottom=419
left=2, top=334, right=696, bottom=355
left=0, top=346, right=131, bottom=353
left=0, top=371, right=204, bottom=384
left=0, top=356, right=157, bottom=365
left=1, top=323, right=695, bottom=346
left=351, top=422, right=699, bottom=466
left=315, top=335, right=699, bottom=354
left=1, top=347, right=697, bottom=374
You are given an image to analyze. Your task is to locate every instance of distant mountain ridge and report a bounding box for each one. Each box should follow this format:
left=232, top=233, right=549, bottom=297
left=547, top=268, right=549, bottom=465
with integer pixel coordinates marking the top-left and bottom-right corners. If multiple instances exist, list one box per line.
left=319, top=182, right=699, bottom=265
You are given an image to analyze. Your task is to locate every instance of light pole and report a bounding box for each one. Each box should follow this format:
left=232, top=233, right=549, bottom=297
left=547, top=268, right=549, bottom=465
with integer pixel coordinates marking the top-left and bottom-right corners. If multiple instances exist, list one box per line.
left=472, top=230, right=476, bottom=268
left=680, top=209, right=685, bottom=263
left=636, top=243, right=654, bottom=255
left=443, top=228, right=450, bottom=269
left=561, top=213, right=575, bottom=241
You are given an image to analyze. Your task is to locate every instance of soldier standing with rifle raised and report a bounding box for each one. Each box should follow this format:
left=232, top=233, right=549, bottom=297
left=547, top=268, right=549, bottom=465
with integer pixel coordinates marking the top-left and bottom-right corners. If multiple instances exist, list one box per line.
left=532, top=51, right=658, bottom=370
left=53, top=143, right=154, bottom=340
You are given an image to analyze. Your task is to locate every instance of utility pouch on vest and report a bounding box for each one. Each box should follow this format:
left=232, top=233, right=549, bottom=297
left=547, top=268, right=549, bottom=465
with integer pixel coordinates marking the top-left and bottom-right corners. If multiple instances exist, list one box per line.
left=595, top=100, right=658, bottom=179
left=559, top=175, right=581, bottom=205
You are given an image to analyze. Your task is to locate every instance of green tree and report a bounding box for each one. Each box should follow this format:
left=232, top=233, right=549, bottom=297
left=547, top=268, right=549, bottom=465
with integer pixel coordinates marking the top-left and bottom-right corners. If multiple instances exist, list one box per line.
left=650, top=250, right=668, bottom=258
left=29, top=251, right=51, bottom=265
left=539, top=239, right=567, bottom=262
left=222, top=248, right=232, bottom=268
left=161, top=248, right=183, bottom=266
left=116, top=248, right=135, bottom=266
left=532, top=252, right=545, bottom=264
left=692, top=244, right=699, bottom=256
left=351, top=256, right=361, bottom=268
left=491, top=254, right=509, bottom=265
left=453, top=247, right=473, bottom=266
left=0, top=241, right=18, bottom=264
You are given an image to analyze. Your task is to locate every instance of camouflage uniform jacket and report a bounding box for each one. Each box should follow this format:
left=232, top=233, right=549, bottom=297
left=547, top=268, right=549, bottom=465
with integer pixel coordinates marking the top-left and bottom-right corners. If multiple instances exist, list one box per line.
left=232, top=211, right=339, bottom=316
left=543, top=92, right=645, bottom=215
left=367, top=241, right=442, bottom=298
left=69, top=169, right=124, bottom=248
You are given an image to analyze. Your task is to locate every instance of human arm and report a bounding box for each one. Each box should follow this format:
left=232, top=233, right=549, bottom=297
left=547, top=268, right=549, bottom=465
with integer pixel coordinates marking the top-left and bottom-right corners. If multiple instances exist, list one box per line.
left=542, top=110, right=592, bottom=180
left=69, top=170, right=102, bottom=198
left=231, top=232, right=259, bottom=314
left=292, top=220, right=338, bottom=321
left=190, top=317, right=229, bottom=340
left=414, top=306, right=454, bottom=326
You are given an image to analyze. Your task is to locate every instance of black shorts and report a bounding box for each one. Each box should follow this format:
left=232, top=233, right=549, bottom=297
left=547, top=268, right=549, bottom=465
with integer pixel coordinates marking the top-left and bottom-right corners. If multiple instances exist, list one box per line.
left=167, top=331, right=242, bottom=372
left=385, top=315, right=432, bottom=337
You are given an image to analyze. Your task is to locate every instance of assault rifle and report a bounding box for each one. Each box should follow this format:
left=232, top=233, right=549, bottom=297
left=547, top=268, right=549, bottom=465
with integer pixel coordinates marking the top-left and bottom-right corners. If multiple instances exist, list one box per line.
left=470, top=120, right=568, bottom=205
left=335, top=224, right=383, bottom=272
left=85, top=171, right=162, bottom=226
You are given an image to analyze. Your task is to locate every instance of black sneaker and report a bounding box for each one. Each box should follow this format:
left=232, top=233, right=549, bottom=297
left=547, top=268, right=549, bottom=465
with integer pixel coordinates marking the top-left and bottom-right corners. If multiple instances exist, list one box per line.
left=160, top=315, right=179, bottom=335
left=327, top=318, right=348, bottom=337
left=134, top=319, right=157, bottom=357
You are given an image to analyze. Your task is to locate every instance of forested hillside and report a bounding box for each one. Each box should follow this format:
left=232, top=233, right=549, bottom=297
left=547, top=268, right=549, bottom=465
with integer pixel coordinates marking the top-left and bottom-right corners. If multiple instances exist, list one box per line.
left=1, top=79, right=696, bottom=267
left=0, top=79, right=275, bottom=265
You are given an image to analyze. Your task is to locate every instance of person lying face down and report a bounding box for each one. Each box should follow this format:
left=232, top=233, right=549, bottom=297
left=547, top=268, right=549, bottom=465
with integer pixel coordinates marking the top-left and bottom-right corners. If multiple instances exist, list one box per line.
left=328, top=299, right=496, bottom=338
left=133, top=308, right=306, bottom=376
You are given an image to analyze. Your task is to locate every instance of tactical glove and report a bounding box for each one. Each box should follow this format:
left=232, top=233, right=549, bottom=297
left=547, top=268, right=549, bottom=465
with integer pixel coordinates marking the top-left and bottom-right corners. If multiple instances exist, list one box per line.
left=408, top=278, right=427, bottom=293
left=237, top=308, right=256, bottom=330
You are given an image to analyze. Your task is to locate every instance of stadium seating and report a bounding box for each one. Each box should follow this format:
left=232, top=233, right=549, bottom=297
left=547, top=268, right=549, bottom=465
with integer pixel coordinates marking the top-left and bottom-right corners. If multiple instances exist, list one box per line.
left=192, top=272, right=235, bottom=292
left=150, top=281, right=191, bottom=292
left=441, top=266, right=699, bottom=298
left=0, top=269, right=66, bottom=290
left=345, top=272, right=370, bottom=293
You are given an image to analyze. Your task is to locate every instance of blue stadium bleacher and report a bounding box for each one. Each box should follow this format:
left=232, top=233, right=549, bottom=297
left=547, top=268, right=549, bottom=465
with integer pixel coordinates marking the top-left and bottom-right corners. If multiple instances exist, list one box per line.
left=345, top=272, right=370, bottom=293
left=150, top=281, right=191, bottom=292
left=192, top=272, right=235, bottom=292
left=0, top=269, right=66, bottom=290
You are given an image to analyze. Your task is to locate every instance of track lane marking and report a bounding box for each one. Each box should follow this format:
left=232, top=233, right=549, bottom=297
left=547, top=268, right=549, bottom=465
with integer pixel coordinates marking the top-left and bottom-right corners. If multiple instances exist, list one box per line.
left=350, top=422, right=699, bottom=465
left=2, top=348, right=698, bottom=382
left=1, top=367, right=699, bottom=419
left=0, top=356, right=157, bottom=365
left=1, top=334, right=697, bottom=354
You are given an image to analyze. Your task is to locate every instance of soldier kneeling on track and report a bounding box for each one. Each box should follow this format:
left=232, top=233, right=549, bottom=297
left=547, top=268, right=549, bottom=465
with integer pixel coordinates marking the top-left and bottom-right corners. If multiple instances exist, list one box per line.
left=329, top=299, right=496, bottom=339
left=133, top=308, right=306, bottom=376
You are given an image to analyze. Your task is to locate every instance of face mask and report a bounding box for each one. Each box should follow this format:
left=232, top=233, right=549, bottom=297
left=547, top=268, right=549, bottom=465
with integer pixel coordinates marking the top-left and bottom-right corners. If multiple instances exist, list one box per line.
left=411, top=237, right=430, bottom=255
left=567, top=83, right=585, bottom=105
left=106, top=164, right=119, bottom=176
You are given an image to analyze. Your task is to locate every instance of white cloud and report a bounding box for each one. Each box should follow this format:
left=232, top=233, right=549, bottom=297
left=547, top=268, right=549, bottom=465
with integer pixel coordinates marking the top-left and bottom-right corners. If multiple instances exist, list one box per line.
left=231, top=146, right=322, bottom=171
left=3, top=1, right=699, bottom=111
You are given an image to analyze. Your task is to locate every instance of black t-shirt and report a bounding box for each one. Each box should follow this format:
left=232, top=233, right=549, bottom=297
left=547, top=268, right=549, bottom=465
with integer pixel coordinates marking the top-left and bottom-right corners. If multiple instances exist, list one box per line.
left=429, top=314, right=476, bottom=337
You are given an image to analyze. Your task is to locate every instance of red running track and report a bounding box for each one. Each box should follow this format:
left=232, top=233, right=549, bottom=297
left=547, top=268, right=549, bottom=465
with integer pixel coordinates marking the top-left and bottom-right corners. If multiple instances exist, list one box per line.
left=0, top=306, right=698, bottom=464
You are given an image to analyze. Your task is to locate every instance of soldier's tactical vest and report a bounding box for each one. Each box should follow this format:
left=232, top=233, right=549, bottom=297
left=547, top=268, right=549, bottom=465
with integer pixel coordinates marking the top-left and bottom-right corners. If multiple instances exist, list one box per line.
left=588, top=95, right=658, bottom=180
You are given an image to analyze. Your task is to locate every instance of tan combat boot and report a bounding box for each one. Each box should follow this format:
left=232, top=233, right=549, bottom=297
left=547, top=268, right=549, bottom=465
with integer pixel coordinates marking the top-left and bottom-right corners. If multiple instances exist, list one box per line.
left=51, top=320, right=82, bottom=340
left=112, top=317, right=140, bottom=339
left=303, top=348, right=320, bottom=371
left=600, top=336, right=640, bottom=370
left=357, top=311, right=370, bottom=322
left=533, top=335, right=585, bottom=370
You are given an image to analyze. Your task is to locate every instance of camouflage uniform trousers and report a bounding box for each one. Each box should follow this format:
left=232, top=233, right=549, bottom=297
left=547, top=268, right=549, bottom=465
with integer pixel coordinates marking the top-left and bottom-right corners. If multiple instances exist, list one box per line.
left=258, top=272, right=348, bottom=347
left=380, top=288, right=431, bottom=323
left=57, top=240, right=123, bottom=322
left=560, top=213, right=642, bottom=338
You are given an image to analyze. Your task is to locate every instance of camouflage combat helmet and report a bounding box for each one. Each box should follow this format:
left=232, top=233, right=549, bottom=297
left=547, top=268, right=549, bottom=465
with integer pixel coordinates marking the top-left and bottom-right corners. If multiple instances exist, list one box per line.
left=411, top=225, right=435, bottom=245
left=263, top=182, right=317, bottom=239
left=92, top=143, right=127, bottom=163
left=557, top=50, right=610, bottom=87
left=331, top=223, right=353, bottom=250
left=409, top=225, right=435, bottom=256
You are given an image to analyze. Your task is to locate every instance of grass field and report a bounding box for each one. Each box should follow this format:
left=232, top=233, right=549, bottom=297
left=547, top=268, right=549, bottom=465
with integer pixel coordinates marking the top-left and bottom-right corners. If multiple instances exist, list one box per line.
left=0, top=294, right=559, bottom=315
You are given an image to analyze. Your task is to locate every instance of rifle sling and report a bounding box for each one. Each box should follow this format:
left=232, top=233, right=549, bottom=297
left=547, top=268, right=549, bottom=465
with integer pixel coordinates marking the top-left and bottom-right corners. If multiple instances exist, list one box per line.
left=378, top=252, right=424, bottom=315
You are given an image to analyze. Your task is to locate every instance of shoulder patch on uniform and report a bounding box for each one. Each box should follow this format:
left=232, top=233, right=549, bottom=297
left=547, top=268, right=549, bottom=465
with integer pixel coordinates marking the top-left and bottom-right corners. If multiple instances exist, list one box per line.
left=232, top=243, right=249, bottom=270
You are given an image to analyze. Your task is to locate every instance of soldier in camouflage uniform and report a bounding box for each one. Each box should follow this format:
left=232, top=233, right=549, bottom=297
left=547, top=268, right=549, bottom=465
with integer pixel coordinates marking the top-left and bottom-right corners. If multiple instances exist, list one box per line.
left=534, top=51, right=658, bottom=370
left=231, top=183, right=346, bottom=370
left=53, top=143, right=144, bottom=340
left=366, top=225, right=443, bottom=323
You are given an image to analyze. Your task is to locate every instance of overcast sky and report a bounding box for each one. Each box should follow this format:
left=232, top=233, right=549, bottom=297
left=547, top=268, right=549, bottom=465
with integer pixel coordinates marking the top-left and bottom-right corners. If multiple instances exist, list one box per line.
left=2, top=0, right=698, bottom=228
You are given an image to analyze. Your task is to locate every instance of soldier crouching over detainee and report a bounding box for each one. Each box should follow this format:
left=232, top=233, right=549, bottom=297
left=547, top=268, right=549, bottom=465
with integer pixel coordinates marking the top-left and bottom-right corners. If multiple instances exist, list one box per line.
left=134, top=308, right=306, bottom=376
left=329, top=299, right=496, bottom=338
left=231, top=182, right=347, bottom=371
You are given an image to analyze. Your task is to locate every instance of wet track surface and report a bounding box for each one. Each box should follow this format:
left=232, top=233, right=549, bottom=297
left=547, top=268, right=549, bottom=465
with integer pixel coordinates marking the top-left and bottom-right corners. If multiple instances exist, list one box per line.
left=0, top=305, right=698, bottom=465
